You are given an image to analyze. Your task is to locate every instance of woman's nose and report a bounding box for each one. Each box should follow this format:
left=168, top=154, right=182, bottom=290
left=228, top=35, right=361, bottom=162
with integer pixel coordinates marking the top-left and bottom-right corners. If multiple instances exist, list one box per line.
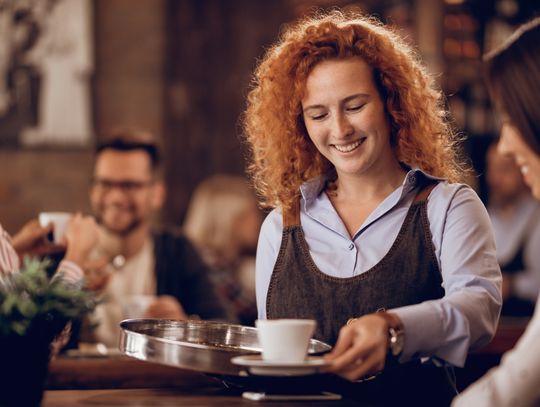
left=497, top=125, right=514, bottom=156
left=332, top=113, right=354, bottom=138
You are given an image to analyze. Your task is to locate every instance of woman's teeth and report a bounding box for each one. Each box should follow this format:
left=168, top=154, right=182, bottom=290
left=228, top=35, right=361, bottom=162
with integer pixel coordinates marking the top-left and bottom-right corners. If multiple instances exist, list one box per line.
left=520, top=165, right=530, bottom=175
left=333, top=140, right=362, bottom=153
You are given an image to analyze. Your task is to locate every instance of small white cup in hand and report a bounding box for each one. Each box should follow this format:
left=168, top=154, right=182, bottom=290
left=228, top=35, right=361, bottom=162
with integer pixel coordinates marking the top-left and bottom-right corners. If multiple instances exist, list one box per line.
left=38, top=212, right=73, bottom=244
left=255, top=319, right=316, bottom=362
left=123, top=295, right=155, bottom=319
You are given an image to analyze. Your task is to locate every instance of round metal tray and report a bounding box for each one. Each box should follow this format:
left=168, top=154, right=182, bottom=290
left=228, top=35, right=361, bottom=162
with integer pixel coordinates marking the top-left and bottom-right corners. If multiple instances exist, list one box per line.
left=119, top=319, right=332, bottom=376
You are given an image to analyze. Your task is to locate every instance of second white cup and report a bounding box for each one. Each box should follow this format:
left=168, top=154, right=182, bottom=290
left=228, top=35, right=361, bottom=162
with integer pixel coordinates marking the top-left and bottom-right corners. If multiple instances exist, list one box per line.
left=38, top=212, right=73, bottom=244
left=255, top=319, right=316, bottom=362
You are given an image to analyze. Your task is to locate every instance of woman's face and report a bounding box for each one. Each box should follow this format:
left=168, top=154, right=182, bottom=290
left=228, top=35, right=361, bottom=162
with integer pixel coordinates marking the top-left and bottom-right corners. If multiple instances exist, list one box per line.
left=301, top=57, right=396, bottom=180
left=498, top=121, right=540, bottom=200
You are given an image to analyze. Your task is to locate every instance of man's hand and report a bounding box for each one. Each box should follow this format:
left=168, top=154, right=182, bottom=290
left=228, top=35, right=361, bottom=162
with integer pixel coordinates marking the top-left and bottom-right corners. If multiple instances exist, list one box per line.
left=144, top=295, right=189, bottom=320
left=323, top=314, right=391, bottom=381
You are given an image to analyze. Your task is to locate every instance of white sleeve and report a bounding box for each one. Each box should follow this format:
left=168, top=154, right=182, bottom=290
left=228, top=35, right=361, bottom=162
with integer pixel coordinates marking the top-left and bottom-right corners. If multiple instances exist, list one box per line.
left=392, top=185, right=502, bottom=366
left=453, top=296, right=540, bottom=407
left=255, top=209, right=283, bottom=320
left=0, top=225, right=20, bottom=284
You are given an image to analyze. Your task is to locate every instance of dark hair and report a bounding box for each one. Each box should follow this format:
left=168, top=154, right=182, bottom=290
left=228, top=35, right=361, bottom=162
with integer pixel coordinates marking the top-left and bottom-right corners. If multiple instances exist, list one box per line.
left=95, top=128, right=162, bottom=172
left=484, top=17, right=540, bottom=154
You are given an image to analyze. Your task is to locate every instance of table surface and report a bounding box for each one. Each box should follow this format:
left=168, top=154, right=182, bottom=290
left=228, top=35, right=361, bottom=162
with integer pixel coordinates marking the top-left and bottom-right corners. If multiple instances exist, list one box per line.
left=42, top=388, right=368, bottom=406
left=42, top=319, right=529, bottom=406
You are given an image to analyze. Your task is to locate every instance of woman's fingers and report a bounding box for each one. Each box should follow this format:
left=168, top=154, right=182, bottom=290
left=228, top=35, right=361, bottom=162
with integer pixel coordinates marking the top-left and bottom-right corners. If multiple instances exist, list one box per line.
left=325, top=336, right=376, bottom=372
left=337, top=346, right=387, bottom=381
left=325, top=325, right=355, bottom=359
left=323, top=314, right=390, bottom=380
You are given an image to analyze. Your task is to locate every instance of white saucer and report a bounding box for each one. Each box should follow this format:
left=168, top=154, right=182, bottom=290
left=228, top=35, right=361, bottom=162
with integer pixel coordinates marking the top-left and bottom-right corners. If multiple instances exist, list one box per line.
left=231, top=355, right=329, bottom=376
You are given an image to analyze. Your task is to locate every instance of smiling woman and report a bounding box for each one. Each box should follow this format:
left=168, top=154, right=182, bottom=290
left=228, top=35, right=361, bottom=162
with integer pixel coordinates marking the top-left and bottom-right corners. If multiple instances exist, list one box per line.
left=453, top=17, right=540, bottom=407
left=301, top=58, right=401, bottom=235
left=243, top=10, right=501, bottom=406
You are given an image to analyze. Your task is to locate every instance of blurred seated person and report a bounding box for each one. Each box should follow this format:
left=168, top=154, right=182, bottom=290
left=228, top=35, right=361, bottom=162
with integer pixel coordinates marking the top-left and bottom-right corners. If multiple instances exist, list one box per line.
left=486, top=142, right=540, bottom=316
left=84, top=129, right=227, bottom=347
left=1, top=214, right=98, bottom=288
left=184, top=174, right=263, bottom=326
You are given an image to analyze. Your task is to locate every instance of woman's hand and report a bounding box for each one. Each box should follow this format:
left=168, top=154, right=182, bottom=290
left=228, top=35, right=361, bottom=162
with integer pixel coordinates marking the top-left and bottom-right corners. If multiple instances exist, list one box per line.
left=64, top=214, right=99, bottom=266
left=11, top=219, right=66, bottom=258
left=323, top=314, right=392, bottom=381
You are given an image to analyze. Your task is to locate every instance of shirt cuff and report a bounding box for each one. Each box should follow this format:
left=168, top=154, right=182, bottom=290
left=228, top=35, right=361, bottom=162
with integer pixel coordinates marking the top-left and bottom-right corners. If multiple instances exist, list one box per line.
left=391, top=301, right=445, bottom=363
left=53, top=260, right=84, bottom=289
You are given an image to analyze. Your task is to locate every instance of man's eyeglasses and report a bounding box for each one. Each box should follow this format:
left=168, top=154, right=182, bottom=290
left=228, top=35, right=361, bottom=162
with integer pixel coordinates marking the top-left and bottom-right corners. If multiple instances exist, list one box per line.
left=91, top=178, right=154, bottom=193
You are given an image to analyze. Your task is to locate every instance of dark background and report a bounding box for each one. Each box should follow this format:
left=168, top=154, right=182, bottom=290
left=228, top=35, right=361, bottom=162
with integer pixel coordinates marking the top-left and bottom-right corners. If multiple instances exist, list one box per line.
left=0, top=0, right=538, bottom=234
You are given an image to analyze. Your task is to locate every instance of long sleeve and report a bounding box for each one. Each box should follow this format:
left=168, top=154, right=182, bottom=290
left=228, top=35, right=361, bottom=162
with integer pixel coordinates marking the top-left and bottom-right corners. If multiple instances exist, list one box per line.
left=52, top=259, right=85, bottom=288
left=392, top=185, right=502, bottom=366
left=255, top=172, right=501, bottom=367
left=0, top=225, right=20, bottom=285
left=0, top=224, right=84, bottom=288
left=452, top=296, right=540, bottom=406
left=255, top=209, right=283, bottom=320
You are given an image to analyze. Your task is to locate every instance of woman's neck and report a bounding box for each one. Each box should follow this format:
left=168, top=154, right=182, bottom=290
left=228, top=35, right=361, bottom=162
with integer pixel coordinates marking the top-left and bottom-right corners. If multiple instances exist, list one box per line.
left=330, top=165, right=407, bottom=204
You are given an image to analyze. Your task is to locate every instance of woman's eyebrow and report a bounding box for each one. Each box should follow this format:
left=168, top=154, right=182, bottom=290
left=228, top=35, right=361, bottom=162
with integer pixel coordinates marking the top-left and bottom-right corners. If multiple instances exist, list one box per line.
left=303, top=93, right=371, bottom=112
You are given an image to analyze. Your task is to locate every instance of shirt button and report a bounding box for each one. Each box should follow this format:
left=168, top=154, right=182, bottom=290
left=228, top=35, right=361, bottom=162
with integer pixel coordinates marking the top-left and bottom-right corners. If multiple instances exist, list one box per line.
left=348, top=243, right=355, bottom=250
left=408, top=175, right=416, bottom=184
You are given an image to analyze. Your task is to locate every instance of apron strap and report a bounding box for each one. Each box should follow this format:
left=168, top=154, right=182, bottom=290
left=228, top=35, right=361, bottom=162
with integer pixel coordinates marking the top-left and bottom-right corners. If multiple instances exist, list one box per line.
left=413, top=181, right=438, bottom=204
left=282, top=197, right=301, bottom=227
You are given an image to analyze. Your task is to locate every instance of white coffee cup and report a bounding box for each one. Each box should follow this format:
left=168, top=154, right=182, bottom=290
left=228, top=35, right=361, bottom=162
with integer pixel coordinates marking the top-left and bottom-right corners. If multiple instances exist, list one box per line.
left=123, top=295, right=155, bottom=319
left=255, top=319, right=316, bottom=362
left=38, top=212, right=73, bottom=244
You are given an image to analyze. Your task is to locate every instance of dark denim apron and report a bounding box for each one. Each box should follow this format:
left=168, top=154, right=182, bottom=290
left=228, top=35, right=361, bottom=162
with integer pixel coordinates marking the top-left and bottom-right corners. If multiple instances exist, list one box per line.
left=267, top=180, right=457, bottom=406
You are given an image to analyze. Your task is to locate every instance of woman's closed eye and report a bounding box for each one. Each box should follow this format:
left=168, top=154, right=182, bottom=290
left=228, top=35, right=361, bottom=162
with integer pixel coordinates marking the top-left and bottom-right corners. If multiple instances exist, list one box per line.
left=346, top=104, right=365, bottom=113
left=305, top=110, right=328, bottom=121
left=310, top=112, right=328, bottom=121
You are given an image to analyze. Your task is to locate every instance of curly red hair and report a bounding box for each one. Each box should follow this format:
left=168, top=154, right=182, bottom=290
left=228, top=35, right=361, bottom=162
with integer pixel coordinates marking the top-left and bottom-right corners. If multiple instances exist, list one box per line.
left=244, top=11, right=464, bottom=210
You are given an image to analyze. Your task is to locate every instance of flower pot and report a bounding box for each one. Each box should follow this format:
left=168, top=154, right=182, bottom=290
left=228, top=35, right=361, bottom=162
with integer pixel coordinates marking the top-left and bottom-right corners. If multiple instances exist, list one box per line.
left=0, top=334, right=52, bottom=406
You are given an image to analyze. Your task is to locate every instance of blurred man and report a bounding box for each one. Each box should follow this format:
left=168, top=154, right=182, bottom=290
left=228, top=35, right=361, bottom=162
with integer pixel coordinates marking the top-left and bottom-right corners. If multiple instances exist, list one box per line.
left=486, top=143, right=540, bottom=316
left=86, top=129, right=226, bottom=346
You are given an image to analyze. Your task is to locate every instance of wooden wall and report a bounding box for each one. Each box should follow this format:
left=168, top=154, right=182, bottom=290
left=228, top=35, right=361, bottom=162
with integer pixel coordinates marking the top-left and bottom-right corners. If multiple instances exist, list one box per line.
left=163, top=0, right=291, bottom=224
left=0, top=0, right=434, bottom=233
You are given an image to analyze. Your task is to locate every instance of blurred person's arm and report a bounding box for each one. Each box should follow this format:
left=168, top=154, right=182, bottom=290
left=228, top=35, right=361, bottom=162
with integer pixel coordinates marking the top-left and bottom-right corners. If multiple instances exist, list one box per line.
left=0, top=225, right=20, bottom=283
left=453, top=293, right=540, bottom=406
left=11, top=219, right=65, bottom=259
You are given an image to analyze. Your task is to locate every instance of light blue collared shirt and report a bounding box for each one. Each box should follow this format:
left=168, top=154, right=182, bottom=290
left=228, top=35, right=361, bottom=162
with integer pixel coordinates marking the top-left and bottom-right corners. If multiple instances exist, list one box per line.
left=255, top=169, right=502, bottom=367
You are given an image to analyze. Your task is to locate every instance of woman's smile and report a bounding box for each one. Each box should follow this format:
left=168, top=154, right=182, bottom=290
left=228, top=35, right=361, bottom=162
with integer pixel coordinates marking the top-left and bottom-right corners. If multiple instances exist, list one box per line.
left=331, top=138, right=366, bottom=153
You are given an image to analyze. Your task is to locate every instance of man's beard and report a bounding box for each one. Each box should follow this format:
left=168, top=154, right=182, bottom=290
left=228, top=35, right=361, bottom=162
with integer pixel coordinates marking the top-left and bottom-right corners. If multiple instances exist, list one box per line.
left=95, top=212, right=145, bottom=237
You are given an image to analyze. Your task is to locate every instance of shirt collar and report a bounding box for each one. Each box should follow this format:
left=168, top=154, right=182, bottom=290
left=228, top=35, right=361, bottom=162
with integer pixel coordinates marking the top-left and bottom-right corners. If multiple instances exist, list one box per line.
left=300, top=168, right=443, bottom=203
left=300, top=175, right=327, bottom=203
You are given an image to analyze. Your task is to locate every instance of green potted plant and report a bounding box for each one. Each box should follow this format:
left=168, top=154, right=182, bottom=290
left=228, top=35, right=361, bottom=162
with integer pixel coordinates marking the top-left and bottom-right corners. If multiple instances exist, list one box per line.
left=0, top=258, right=96, bottom=406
